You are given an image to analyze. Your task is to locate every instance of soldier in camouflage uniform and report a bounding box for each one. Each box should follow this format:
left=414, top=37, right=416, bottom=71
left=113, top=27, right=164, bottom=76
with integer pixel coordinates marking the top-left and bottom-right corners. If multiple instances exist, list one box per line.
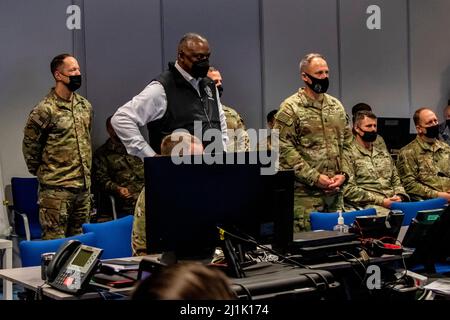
left=93, top=116, right=144, bottom=216
left=397, top=108, right=450, bottom=202
left=131, top=132, right=204, bottom=256
left=22, top=54, right=92, bottom=239
left=273, top=53, right=352, bottom=232
left=438, top=103, right=450, bottom=146
left=343, top=111, right=409, bottom=215
left=207, top=67, right=250, bottom=152
left=351, top=102, right=389, bottom=151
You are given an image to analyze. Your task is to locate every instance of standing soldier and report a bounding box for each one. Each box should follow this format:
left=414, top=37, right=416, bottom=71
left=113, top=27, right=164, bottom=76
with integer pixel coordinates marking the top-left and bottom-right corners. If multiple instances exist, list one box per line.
left=93, top=116, right=144, bottom=217
left=274, top=53, right=351, bottom=232
left=207, top=67, right=250, bottom=152
left=22, top=53, right=93, bottom=239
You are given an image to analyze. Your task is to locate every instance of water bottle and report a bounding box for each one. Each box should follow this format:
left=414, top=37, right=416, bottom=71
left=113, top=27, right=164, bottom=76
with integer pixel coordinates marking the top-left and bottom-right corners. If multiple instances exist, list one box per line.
left=333, top=211, right=349, bottom=233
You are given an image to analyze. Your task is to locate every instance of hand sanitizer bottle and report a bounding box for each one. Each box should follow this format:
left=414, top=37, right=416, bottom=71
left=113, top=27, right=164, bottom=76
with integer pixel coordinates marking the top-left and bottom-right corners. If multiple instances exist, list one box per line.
left=333, top=211, right=349, bottom=233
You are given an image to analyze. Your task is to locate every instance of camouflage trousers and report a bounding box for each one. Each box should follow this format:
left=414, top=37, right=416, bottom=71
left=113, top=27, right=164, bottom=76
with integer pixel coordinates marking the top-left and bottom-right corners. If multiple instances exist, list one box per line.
left=294, top=189, right=344, bottom=233
left=131, top=187, right=147, bottom=256
left=39, top=186, right=91, bottom=240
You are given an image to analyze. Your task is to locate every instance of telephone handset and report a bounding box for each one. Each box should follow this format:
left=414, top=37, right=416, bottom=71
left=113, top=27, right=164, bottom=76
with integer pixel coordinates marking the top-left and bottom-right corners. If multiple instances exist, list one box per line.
left=46, top=239, right=103, bottom=295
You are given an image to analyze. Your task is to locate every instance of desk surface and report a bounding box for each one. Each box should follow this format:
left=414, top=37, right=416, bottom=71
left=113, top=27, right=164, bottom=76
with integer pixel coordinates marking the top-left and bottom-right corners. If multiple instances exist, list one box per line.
left=0, top=251, right=411, bottom=300
left=0, top=256, right=155, bottom=300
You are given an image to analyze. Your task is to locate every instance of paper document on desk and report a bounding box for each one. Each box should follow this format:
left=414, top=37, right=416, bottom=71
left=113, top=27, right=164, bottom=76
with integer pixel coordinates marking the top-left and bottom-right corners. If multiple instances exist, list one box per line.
left=102, top=259, right=140, bottom=272
left=424, top=279, right=450, bottom=295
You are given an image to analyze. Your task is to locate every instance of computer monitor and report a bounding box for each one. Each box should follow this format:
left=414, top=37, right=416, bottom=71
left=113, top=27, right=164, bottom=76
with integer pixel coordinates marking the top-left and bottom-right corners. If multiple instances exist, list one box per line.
left=144, top=152, right=294, bottom=259
left=402, top=206, right=450, bottom=272
left=352, top=211, right=404, bottom=242
left=377, top=117, right=414, bottom=152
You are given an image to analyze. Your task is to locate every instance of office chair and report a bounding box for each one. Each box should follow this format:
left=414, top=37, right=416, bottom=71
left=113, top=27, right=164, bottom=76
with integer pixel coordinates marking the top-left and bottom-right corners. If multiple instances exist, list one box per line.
left=82, top=215, right=134, bottom=259
left=310, top=208, right=377, bottom=231
left=391, top=197, right=447, bottom=226
left=93, top=191, right=121, bottom=220
left=11, top=177, right=41, bottom=240
left=19, top=232, right=97, bottom=267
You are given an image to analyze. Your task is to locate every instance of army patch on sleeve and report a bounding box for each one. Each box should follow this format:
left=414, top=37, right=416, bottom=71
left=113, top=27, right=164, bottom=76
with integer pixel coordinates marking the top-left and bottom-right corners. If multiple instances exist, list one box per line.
left=30, top=112, right=50, bottom=129
left=275, top=110, right=294, bottom=126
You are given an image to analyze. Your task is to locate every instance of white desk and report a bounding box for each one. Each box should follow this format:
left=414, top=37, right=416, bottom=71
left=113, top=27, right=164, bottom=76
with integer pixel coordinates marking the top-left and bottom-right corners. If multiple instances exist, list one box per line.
left=0, top=239, right=13, bottom=300
left=0, top=255, right=158, bottom=300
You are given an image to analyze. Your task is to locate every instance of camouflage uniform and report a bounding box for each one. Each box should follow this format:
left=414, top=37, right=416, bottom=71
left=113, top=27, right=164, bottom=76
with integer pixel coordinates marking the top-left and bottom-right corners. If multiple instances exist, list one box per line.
left=223, top=105, right=250, bottom=152
left=397, top=136, right=450, bottom=200
left=131, top=187, right=147, bottom=256
left=93, top=138, right=144, bottom=215
left=343, top=138, right=409, bottom=216
left=22, top=88, right=92, bottom=239
left=274, top=88, right=351, bottom=232
left=439, top=122, right=450, bottom=146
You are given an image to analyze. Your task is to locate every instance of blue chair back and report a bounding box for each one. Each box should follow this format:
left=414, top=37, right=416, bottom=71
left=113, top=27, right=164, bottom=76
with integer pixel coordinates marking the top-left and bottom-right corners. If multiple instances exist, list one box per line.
left=310, top=208, right=377, bottom=231
left=19, top=232, right=97, bottom=267
left=11, top=177, right=41, bottom=239
left=82, top=215, right=133, bottom=259
left=391, top=198, right=447, bottom=226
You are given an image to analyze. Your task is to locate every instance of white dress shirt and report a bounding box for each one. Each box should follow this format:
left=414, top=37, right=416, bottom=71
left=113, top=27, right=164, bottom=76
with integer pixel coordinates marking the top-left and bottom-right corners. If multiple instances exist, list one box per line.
left=111, top=61, right=228, bottom=158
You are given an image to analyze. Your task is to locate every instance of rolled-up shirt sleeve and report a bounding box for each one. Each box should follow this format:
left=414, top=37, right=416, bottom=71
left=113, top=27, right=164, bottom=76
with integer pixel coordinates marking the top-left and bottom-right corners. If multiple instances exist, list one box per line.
left=111, top=81, right=167, bottom=159
left=216, top=92, right=229, bottom=152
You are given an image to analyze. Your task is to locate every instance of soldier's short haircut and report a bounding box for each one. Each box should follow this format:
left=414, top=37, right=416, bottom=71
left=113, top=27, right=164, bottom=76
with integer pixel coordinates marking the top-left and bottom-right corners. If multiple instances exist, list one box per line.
left=177, top=33, right=207, bottom=54
left=208, top=66, right=218, bottom=72
left=413, top=107, right=432, bottom=126
left=444, top=102, right=450, bottom=114
left=351, top=103, right=372, bottom=125
left=106, top=116, right=113, bottom=129
left=354, top=110, right=377, bottom=127
left=50, top=53, right=73, bottom=76
left=161, top=132, right=203, bottom=156
left=267, top=109, right=278, bottom=123
left=299, top=53, right=326, bottom=73
left=352, top=103, right=372, bottom=116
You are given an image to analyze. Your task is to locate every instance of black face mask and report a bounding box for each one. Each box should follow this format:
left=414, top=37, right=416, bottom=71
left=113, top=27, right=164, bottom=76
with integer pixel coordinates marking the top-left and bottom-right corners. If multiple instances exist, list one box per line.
left=62, top=74, right=82, bottom=92
left=423, top=124, right=440, bottom=139
left=217, top=85, right=223, bottom=97
left=191, top=59, right=210, bottom=79
left=304, top=73, right=329, bottom=94
left=446, top=119, right=450, bottom=128
left=359, top=130, right=377, bottom=143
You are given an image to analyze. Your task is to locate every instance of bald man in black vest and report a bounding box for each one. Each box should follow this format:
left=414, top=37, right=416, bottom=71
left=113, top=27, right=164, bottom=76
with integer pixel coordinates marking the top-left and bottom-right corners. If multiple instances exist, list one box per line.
left=112, top=32, right=228, bottom=157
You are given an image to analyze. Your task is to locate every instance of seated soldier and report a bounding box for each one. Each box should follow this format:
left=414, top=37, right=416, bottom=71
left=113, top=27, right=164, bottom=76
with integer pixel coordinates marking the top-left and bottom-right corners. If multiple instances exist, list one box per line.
left=131, top=131, right=204, bottom=256
left=397, top=108, right=450, bottom=202
left=438, top=101, right=450, bottom=145
left=351, top=102, right=388, bottom=150
left=343, top=110, right=409, bottom=215
left=93, top=116, right=144, bottom=217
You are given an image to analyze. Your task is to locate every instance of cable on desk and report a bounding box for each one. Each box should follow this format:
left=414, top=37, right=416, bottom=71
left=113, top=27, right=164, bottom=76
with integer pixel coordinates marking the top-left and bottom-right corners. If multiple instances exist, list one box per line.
left=218, top=228, right=333, bottom=291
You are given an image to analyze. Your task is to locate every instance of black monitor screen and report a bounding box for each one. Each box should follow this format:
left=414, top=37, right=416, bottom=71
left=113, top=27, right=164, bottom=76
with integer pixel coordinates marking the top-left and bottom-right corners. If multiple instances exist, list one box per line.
left=402, top=208, right=446, bottom=249
left=377, top=117, right=414, bottom=151
left=352, top=211, right=404, bottom=242
left=144, top=153, right=294, bottom=258
left=403, top=206, right=450, bottom=271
